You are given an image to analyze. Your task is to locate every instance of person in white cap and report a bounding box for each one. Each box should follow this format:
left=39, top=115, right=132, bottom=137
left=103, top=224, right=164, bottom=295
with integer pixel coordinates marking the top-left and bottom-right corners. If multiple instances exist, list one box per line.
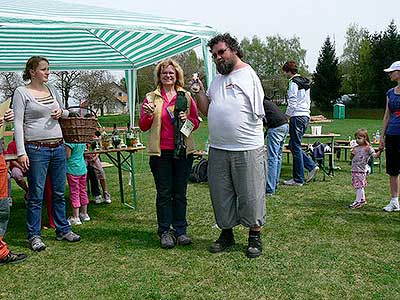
left=380, top=61, right=400, bottom=212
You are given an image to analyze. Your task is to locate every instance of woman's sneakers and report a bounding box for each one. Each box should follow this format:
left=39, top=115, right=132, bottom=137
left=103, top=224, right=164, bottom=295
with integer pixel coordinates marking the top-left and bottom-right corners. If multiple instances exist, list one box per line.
left=29, top=236, right=46, bottom=251
left=349, top=199, right=366, bottom=209
left=383, top=199, right=400, bottom=212
left=56, top=231, right=81, bottom=242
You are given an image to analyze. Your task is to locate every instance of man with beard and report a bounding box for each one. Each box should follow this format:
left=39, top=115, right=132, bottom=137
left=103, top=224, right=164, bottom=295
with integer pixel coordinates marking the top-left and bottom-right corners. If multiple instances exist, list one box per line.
left=194, top=33, right=266, bottom=258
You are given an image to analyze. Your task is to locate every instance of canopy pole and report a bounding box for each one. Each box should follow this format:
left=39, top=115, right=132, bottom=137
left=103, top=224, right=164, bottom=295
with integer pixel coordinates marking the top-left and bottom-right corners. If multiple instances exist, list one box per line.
left=125, top=69, right=137, bottom=127
left=201, top=38, right=215, bottom=88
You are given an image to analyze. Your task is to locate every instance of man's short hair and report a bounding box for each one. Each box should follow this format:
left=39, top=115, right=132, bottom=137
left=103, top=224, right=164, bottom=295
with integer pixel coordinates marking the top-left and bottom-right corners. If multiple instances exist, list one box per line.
left=282, top=60, right=298, bottom=74
left=207, top=33, right=243, bottom=59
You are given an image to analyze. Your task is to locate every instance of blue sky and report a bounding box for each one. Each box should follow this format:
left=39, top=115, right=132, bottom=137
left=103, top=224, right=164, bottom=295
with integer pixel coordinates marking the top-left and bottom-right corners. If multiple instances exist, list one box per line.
left=67, top=0, right=399, bottom=72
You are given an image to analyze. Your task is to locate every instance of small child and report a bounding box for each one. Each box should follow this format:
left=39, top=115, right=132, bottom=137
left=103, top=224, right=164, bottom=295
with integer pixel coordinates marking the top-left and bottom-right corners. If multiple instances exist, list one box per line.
left=349, top=128, right=383, bottom=209
left=66, top=142, right=90, bottom=225
left=85, top=152, right=111, bottom=204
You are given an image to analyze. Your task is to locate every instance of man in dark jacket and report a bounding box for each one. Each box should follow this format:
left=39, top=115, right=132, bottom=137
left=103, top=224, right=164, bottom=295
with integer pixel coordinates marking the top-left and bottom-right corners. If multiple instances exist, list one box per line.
left=263, top=99, right=289, bottom=194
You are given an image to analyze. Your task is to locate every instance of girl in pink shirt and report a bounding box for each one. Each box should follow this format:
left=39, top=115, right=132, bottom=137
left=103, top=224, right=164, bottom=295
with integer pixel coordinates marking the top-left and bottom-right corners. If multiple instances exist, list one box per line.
left=349, top=128, right=383, bottom=209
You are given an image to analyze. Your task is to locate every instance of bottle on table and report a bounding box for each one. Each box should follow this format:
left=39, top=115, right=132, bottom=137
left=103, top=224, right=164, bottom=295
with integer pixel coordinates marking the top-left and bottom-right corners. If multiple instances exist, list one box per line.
left=375, top=130, right=380, bottom=144
left=111, top=123, right=120, bottom=148
left=126, top=123, right=134, bottom=147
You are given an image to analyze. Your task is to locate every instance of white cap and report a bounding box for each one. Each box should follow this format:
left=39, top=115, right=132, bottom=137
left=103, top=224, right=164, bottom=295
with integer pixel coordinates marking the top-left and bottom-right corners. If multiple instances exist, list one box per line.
left=384, top=61, right=400, bottom=72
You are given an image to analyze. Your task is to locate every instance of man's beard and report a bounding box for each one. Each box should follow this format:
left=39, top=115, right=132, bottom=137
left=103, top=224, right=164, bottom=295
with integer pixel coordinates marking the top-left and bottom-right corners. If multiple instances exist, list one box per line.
left=216, top=59, right=234, bottom=75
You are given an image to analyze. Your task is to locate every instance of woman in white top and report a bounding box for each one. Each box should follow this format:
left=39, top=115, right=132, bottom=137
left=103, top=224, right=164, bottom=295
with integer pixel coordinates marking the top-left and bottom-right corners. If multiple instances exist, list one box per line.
left=13, top=56, right=80, bottom=251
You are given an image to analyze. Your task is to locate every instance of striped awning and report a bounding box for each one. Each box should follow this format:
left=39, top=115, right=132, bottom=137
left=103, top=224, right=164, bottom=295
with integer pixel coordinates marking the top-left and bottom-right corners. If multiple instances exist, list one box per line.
left=0, top=0, right=217, bottom=71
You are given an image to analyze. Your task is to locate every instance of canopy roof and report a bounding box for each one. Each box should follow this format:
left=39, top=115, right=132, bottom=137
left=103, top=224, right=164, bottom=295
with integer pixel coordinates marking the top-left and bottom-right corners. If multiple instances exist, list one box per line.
left=0, top=0, right=217, bottom=71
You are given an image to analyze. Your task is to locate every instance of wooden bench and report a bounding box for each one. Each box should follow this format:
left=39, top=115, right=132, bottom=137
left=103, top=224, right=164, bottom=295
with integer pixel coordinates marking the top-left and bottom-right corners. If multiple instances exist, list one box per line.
left=100, top=161, right=113, bottom=168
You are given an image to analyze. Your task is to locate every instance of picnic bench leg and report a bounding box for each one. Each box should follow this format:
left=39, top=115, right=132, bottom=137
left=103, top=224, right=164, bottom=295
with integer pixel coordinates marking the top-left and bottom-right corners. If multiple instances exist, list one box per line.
left=130, top=153, right=137, bottom=209
left=329, top=137, right=335, bottom=176
left=117, top=151, right=124, bottom=204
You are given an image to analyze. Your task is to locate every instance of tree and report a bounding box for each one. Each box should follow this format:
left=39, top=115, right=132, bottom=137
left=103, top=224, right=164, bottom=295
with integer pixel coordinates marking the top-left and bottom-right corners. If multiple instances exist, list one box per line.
left=0, top=72, right=23, bottom=99
left=339, top=23, right=369, bottom=96
left=76, top=70, right=116, bottom=116
left=311, top=36, right=341, bottom=110
left=174, top=49, right=205, bottom=90
left=360, top=21, right=400, bottom=108
left=241, top=34, right=308, bottom=100
left=137, top=65, right=155, bottom=103
left=52, top=71, right=82, bottom=108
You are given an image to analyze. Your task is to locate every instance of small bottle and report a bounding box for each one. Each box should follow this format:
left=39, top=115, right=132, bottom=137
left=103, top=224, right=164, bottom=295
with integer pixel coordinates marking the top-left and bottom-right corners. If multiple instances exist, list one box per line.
left=112, top=123, right=120, bottom=148
left=375, top=130, right=380, bottom=143
left=126, top=123, right=133, bottom=147
left=190, top=73, right=201, bottom=93
left=372, top=133, right=376, bottom=143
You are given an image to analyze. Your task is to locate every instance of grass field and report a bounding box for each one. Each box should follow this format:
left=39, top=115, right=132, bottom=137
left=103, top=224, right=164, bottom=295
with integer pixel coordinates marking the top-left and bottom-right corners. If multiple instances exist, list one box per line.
left=2, top=117, right=400, bottom=300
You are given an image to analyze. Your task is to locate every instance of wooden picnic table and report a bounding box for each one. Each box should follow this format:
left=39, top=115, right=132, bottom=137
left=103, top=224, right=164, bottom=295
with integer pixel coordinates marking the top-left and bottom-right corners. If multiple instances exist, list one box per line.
left=85, top=145, right=146, bottom=209
left=303, top=133, right=340, bottom=176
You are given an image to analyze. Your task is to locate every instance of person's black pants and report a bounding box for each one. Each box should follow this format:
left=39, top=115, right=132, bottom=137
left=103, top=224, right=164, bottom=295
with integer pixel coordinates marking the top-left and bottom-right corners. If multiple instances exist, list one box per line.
left=149, top=150, right=193, bottom=237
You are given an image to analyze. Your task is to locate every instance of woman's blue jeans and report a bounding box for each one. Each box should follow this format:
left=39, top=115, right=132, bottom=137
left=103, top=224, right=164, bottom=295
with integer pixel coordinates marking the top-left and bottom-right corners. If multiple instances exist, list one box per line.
left=288, top=116, right=316, bottom=184
left=25, top=143, right=70, bottom=239
left=149, top=150, right=193, bottom=237
left=266, top=123, right=289, bottom=193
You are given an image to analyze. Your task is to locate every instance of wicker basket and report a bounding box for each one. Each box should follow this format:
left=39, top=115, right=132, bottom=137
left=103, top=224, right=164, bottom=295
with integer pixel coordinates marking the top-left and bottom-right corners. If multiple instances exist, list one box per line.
left=59, top=106, right=98, bottom=143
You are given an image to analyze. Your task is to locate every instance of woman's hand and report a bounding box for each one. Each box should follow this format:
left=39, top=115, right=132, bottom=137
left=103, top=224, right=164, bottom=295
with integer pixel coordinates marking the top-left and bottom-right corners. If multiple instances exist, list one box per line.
left=143, top=102, right=155, bottom=116
left=18, top=154, right=30, bottom=170
left=178, top=111, right=187, bottom=122
left=51, top=108, right=62, bottom=120
left=379, top=135, right=385, bottom=151
left=4, top=109, right=14, bottom=122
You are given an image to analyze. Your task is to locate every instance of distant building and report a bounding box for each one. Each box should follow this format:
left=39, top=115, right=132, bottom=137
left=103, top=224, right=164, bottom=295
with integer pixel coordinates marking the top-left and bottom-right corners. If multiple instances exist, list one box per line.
left=103, top=82, right=128, bottom=114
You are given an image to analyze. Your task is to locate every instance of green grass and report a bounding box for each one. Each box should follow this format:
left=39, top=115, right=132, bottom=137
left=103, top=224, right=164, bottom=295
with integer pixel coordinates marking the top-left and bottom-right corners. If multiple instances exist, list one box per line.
left=2, top=118, right=400, bottom=300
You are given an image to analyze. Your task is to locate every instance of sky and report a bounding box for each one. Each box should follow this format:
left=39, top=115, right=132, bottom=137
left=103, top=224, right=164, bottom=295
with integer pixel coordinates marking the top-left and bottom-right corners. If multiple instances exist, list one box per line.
left=67, top=0, right=399, bottom=73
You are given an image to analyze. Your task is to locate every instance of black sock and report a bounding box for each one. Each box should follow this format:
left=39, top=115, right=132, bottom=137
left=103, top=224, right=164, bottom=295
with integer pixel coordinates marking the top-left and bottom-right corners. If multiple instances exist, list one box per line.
left=222, top=228, right=233, bottom=236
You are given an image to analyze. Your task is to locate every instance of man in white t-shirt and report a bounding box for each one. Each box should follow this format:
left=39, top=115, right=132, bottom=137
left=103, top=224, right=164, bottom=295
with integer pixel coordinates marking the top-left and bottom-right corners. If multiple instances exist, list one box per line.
left=194, top=33, right=266, bottom=258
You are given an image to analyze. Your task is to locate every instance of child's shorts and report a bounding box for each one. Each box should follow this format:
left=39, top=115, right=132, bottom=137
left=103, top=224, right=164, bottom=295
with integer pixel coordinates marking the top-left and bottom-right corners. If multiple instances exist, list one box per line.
left=88, top=157, right=106, bottom=180
left=352, top=171, right=367, bottom=189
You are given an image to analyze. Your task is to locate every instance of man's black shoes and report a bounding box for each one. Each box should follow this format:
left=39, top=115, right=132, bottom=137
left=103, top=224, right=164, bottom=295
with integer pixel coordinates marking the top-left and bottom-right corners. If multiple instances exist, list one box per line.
left=209, top=229, right=235, bottom=253
left=246, top=233, right=262, bottom=259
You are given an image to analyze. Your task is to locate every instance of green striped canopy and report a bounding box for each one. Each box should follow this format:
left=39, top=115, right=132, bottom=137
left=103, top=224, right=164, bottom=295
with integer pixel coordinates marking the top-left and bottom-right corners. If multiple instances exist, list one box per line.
left=0, top=0, right=217, bottom=124
left=0, top=0, right=217, bottom=71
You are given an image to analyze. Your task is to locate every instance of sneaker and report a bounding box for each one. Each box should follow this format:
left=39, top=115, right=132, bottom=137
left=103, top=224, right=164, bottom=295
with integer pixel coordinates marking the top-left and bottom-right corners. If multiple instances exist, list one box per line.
left=79, top=213, right=91, bottom=222
left=176, top=234, right=192, bottom=246
left=209, top=229, right=235, bottom=253
left=349, top=200, right=366, bottom=209
left=0, top=251, right=27, bottom=265
left=246, top=234, right=262, bottom=259
left=103, top=191, right=111, bottom=204
left=29, top=236, right=46, bottom=252
left=306, top=166, right=320, bottom=183
left=160, top=231, right=175, bottom=249
left=67, top=216, right=82, bottom=226
left=56, top=231, right=81, bottom=242
left=283, top=179, right=303, bottom=186
left=383, top=200, right=400, bottom=212
left=94, top=195, right=103, bottom=204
